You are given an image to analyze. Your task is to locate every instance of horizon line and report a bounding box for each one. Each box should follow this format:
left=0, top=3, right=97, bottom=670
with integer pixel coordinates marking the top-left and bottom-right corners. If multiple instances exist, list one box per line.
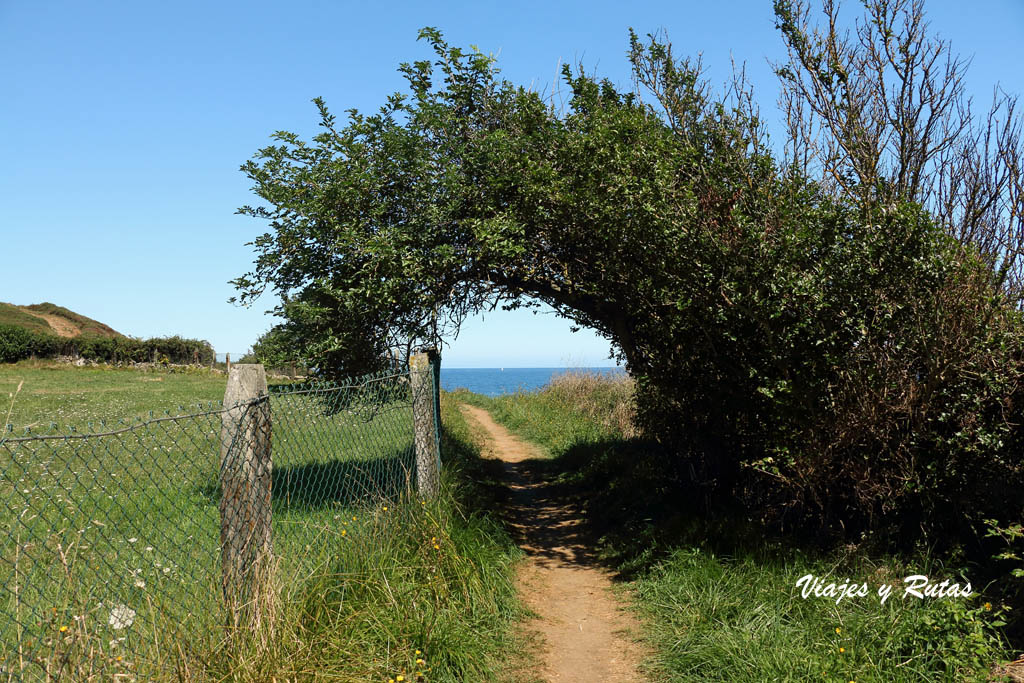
left=442, top=365, right=624, bottom=369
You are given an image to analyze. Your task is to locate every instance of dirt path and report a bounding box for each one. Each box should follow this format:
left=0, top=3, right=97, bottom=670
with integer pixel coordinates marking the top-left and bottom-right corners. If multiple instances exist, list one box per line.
left=18, top=308, right=80, bottom=337
left=459, top=404, right=647, bottom=682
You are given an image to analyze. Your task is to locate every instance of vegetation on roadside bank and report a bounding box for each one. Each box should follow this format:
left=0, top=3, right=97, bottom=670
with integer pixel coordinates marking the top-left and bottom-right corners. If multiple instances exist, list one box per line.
left=457, top=371, right=1021, bottom=682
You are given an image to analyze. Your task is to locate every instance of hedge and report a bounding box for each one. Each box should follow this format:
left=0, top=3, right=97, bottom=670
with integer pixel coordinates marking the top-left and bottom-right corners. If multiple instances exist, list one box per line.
left=0, top=325, right=215, bottom=365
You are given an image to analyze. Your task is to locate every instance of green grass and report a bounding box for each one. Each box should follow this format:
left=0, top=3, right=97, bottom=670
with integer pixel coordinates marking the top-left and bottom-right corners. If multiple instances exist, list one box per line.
left=2, top=360, right=230, bottom=430
left=0, top=362, right=525, bottom=680
left=22, top=303, right=121, bottom=338
left=0, top=304, right=55, bottom=337
left=212, top=392, right=529, bottom=682
left=464, top=373, right=1016, bottom=682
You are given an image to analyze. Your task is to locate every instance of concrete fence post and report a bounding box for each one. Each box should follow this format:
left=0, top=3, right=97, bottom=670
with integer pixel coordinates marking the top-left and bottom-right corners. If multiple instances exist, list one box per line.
left=409, top=349, right=441, bottom=498
left=219, top=364, right=273, bottom=629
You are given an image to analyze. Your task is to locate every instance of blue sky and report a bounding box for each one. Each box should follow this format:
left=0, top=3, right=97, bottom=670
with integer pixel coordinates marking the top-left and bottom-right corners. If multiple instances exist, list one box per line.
left=2, top=1, right=1022, bottom=367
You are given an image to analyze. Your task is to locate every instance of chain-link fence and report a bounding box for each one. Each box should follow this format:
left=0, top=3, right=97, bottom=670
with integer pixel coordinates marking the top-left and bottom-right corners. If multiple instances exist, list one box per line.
left=0, top=358, right=440, bottom=680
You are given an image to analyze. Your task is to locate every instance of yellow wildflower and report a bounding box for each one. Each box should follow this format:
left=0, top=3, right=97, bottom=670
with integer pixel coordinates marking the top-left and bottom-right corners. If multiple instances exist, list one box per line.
left=984, top=602, right=992, bottom=611
left=835, top=627, right=841, bottom=634
left=59, top=625, right=68, bottom=633
left=839, top=647, right=845, bottom=653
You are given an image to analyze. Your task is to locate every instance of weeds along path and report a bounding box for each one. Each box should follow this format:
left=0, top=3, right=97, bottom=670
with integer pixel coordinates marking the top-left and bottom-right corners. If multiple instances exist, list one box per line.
left=458, top=404, right=646, bottom=682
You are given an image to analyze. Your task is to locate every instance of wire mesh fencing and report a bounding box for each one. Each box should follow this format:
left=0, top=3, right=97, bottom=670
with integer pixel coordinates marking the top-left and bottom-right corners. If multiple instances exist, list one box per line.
left=0, top=359, right=439, bottom=680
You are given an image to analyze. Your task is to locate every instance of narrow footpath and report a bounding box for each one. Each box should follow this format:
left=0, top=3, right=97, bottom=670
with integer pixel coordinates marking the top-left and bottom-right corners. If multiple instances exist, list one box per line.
left=458, top=404, right=647, bottom=682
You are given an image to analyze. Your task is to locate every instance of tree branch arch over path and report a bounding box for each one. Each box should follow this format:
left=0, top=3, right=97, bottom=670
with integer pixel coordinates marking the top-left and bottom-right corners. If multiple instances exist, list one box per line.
left=235, top=19, right=1024, bottom=553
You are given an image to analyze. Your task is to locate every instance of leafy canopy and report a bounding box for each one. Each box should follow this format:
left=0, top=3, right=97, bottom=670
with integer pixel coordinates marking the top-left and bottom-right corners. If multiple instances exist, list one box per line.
left=233, top=27, right=775, bottom=375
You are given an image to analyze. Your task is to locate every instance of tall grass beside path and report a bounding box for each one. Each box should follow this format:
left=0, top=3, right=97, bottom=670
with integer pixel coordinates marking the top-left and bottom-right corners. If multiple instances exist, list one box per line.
left=210, top=391, right=528, bottom=681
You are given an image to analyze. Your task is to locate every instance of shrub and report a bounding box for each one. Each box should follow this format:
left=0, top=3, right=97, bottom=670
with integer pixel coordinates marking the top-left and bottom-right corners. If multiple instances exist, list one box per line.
left=634, top=200, right=1024, bottom=553
left=0, top=324, right=60, bottom=362
left=0, top=326, right=215, bottom=366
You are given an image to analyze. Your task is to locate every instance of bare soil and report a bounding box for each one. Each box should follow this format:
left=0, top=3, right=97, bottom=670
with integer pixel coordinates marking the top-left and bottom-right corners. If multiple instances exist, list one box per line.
left=18, top=307, right=81, bottom=337
left=459, top=404, right=647, bottom=682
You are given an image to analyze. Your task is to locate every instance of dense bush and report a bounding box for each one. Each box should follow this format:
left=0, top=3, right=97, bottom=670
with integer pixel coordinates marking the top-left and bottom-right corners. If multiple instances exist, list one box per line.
left=0, top=324, right=61, bottom=362
left=0, top=325, right=215, bottom=366
left=633, top=196, right=1024, bottom=549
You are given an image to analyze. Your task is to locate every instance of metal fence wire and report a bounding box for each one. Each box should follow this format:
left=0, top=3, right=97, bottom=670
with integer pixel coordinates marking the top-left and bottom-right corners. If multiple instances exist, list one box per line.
left=0, top=363, right=439, bottom=680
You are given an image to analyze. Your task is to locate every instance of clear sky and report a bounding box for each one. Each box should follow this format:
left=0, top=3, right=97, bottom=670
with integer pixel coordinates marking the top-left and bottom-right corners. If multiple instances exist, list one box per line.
left=2, top=1, right=1021, bottom=367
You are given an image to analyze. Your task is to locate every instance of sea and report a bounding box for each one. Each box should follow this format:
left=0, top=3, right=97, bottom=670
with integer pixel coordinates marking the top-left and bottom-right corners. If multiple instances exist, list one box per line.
left=440, top=367, right=625, bottom=397
left=216, top=355, right=625, bottom=396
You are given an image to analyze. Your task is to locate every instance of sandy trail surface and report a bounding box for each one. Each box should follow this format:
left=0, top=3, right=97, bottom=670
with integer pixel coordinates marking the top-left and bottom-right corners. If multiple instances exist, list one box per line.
left=458, top=404, right=647, bottom=682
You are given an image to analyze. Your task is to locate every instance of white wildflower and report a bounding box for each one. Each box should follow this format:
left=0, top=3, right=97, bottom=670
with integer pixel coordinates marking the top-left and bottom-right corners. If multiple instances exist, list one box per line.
left=108, top=604, right=135, bottom=630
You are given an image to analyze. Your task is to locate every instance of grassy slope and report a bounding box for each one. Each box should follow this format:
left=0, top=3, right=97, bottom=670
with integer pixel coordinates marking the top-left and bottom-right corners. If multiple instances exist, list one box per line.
left=463, top=374, right=1014, bottom=682
left=0, top=302, right=122, bottom=338
left=0, top=362, right=527, bottom=680
left=23, top=303, right=122, bottom=337
left=0, top=303, right=54, bottom=335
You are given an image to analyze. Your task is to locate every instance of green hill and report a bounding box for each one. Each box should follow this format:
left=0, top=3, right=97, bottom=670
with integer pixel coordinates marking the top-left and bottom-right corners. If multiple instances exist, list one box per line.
left=0, top=302, right=123, bottom=338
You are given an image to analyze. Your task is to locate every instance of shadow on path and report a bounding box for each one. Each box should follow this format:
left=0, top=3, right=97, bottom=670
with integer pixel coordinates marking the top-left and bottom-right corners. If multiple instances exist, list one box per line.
left=458, top=403, right=647, bottom=683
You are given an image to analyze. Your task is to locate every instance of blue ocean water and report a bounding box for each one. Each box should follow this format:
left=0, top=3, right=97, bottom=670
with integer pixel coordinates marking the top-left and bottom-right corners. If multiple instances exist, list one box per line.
left=440, top=367, right=625, bottom=397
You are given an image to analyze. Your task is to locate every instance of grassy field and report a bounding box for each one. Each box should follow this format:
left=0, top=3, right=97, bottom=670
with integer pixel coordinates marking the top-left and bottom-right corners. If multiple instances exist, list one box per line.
left=0, top=361, right=525, bottom=680
left=458, top=372, right=1017, bottom=682
left=2, top=360, right=231, bottom=431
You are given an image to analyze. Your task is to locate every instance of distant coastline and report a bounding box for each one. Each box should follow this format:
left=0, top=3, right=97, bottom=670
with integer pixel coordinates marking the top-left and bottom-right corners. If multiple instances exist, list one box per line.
left=441, top=366, right=625, bottom=397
